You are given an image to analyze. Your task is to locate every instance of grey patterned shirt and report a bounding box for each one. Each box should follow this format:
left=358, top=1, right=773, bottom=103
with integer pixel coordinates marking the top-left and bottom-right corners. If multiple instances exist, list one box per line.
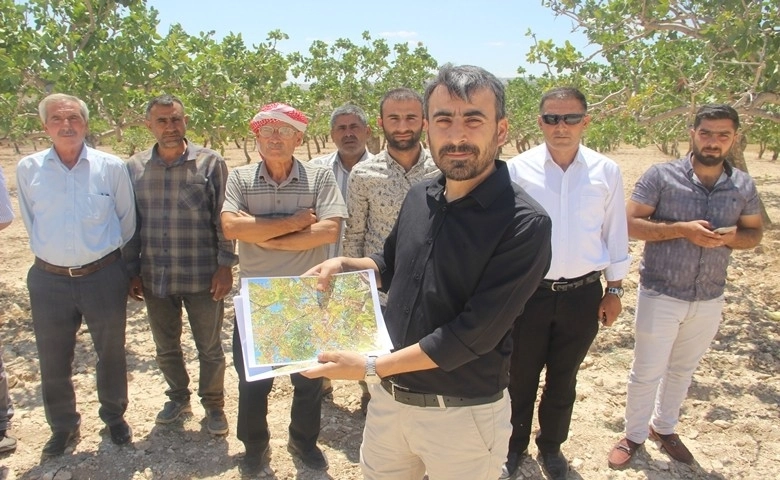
left=632, top=155, right=760, bottom=301
left=343, top=147, right=439, bottom=259
left=123, top=142, right=237, bottom=297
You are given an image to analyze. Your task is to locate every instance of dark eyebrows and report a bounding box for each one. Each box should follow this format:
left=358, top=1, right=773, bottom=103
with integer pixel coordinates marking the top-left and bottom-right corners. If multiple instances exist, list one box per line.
left=698, top=128, right=733, bottom=135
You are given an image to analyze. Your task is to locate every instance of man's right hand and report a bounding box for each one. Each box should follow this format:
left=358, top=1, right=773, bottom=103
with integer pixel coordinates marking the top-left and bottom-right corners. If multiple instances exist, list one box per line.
left=129, top=276, right=144, bottom=301
left=678, top=220, right=728, bottom=248
left=290, top=208, right=317, bottom=231
left=303, top=257, right=345, bottom=292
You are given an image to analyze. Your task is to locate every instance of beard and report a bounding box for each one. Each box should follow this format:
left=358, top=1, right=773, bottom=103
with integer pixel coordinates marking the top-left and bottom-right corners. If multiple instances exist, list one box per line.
left=692, top=142, right=729, bottom=167
left=432, top=136, right=498, bottom=181
left=383, top=127, right=422, bottom=151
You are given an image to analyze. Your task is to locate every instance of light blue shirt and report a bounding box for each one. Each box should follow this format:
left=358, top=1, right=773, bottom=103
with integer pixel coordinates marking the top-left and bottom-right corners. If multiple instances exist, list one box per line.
left=17, top=144, right=136, bottom=267
left=0, top=166, right=13, bottom=224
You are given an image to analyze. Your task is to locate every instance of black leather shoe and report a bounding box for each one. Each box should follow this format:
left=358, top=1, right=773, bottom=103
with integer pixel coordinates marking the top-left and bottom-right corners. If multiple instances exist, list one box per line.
left=287, top=442, right=328, bottom=470
left=500, top=449, right=529, bottom=479
left=539, top=451, right=569, bottom=480
left=239, top=443, right=271, bottom=476
left=41, top=428, right=80, bottom=457
left=109, top=420, right=132, bottom=445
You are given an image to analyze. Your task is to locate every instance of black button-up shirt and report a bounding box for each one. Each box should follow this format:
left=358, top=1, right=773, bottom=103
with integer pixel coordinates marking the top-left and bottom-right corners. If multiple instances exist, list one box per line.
left=370, top=161, right=552, bottom=397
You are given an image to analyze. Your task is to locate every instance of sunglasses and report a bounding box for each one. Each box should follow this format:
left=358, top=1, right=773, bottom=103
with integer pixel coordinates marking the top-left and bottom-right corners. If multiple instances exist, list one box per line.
left=257, top=125, right=297, bottom=138
left=541, top=113, right=586, bottom=126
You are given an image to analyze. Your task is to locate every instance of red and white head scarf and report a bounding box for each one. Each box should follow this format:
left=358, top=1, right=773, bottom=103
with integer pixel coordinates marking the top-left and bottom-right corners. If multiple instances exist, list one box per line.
left=249, top=103, right=308, bottom=134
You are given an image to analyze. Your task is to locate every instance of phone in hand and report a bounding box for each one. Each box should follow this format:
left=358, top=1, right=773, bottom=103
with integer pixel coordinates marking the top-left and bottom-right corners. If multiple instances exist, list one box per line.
left=712, top=225, right=737, bottom=234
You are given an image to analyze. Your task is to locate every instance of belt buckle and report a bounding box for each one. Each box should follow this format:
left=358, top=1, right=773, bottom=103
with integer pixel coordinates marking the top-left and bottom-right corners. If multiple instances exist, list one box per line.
left=390, top=382, right=408, bottom=399
left=550, top=281, right=567, bottom=292
left=68, top=266, right=84, bottom=278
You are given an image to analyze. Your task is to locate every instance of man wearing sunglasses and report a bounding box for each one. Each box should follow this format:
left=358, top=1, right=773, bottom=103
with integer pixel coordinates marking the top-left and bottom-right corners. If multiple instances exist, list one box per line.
left=221, top=103, right=348, bottom=475
left=502, top=87, right=630, bottom=479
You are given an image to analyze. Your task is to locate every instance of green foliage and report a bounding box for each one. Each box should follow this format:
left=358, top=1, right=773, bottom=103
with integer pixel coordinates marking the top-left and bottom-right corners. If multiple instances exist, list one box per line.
left=528, top=0, right=780, bottom=152
left=246, top=273, right=381, bottom=364
left=108, top=125, right=154, bottom=157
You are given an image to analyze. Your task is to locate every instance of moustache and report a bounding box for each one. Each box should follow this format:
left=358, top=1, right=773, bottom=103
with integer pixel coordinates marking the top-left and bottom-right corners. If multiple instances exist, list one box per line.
left=438, top=144, right=480, bottom=157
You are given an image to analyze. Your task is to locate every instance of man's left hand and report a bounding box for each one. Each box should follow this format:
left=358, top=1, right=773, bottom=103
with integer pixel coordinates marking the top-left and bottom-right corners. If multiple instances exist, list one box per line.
left=598, top=292, right=622, bottom=327
left=210, top=266, right=234, bottom=301
left=301, top=350, right=365, bottom=380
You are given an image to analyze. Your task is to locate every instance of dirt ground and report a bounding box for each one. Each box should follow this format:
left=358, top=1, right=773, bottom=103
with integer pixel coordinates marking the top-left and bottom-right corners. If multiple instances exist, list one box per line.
left=0, top=140, right=778, bottom=480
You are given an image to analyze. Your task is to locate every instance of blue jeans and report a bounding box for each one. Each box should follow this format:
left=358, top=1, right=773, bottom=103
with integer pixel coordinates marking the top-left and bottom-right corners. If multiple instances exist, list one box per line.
left=27, top=260, right=129, bottom=432
left=143, top=288, right=226, bottom=410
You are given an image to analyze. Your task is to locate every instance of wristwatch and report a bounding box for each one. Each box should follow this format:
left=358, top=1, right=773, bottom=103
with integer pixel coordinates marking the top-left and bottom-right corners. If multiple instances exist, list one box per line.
left=606, top=286, right=624, bottom=298
left=364, top=355, right=381, bottom=384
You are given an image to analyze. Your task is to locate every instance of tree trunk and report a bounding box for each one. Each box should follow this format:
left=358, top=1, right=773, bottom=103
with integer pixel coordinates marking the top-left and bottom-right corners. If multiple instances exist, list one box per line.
left=306, top=140, right=312, bottom=160
left=729, top=134, right=772, bottom=225
left=242, top=136, right=252, bottom=164
left=313, top=136, right=321, bottom=154
left=366, top=135, right=381, bottom=154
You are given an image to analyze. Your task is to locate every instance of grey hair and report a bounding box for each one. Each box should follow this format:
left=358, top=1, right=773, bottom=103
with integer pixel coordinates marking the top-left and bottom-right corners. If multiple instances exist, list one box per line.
left=330, top=104, right=369, bottom=129
left=38, top=93, right=90, bottom=123
left=423, top=64, right=506, bottom=120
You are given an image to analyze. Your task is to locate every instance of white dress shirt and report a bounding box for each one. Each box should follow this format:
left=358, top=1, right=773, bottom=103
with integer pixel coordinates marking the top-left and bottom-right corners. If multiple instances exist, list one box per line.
left=507, top=143, right=630, bottom=282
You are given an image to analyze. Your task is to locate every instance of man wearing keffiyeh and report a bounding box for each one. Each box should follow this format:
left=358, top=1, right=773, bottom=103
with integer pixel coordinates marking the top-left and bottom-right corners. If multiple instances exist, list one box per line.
left=221, top=103, right=348, bottom=474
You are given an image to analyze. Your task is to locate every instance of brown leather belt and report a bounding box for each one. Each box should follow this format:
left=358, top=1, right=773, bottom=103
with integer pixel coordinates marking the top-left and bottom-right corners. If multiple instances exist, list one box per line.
left=380, top=379, right=503, bottom=408
left=539, top=271, right=601, bottom=292
left=34, top=250, right=121, bottom=278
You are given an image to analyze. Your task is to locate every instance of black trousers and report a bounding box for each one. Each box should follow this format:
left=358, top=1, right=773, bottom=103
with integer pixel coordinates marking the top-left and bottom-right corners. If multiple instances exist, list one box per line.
left=508, top=280, right=602, bottom=454
left=232, top=320, right=323, bottom=450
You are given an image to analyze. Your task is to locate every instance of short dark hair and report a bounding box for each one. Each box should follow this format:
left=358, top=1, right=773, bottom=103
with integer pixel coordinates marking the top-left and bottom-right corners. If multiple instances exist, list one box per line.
left=146, top=94, right=184, bottom=118
left=693, top=104, right=740, bottom=130
left=379, top=88, right=423, bottom=118
left=539, top=87, right=587, bottom=113
left=423, top=64, right=506, bottom=121
left=330, top=103, right=369, bottom=129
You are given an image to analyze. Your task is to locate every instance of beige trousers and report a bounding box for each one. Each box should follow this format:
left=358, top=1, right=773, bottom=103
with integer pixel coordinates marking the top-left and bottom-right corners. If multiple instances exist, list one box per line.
left=360, top=383, right=511, bottom=480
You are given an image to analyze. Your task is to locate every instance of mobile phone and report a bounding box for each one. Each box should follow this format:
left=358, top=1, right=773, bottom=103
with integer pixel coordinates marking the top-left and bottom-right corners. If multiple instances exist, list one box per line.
left=712, top=226, right=737, bottom=234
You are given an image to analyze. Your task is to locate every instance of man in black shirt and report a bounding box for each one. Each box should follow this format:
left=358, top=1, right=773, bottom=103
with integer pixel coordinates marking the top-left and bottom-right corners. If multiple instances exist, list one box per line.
left=303, top=64, right=552, bottom=479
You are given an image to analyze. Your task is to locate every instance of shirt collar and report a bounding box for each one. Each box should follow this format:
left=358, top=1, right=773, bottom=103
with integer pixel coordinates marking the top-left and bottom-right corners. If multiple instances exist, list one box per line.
left=428, top=160, right=509, bottom=209
left=334, top=149, right=371, bottom=170
left=384, top=145, right=426, bottom=170
left=684, top=153, right=733, bottom=178
left=542, top=143, right=585, bottom=168
left=151, top=139, right=191, bottom=167
left=258, top=157, right=301, bottom=187
left=45, top=143, right=89, bottom=167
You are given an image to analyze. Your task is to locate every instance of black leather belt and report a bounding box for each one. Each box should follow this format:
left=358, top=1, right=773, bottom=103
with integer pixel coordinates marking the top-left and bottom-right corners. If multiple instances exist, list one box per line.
left=34, top=250, right=121, bottom=278
left=539, top=271, right=601, bottom=292
left=380, top=379, right=503, bottom=408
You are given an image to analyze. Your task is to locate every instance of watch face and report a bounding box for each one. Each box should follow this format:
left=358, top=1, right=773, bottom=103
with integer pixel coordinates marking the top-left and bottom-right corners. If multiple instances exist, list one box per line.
left=608, top=287, right=624, bottom=298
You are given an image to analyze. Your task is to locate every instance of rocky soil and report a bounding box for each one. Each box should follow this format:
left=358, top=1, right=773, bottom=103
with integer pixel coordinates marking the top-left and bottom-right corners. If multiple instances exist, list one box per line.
left=0, top=143, right=778, bottom=480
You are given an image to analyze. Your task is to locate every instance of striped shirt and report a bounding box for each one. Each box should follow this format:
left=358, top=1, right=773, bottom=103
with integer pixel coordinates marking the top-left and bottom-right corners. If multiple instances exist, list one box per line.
left=222, top=158, right=348, bottom=278
left=310, top=148, right=373, bottom=257
left=632, top=155, right=760, bottom=301
left=123, top=142, right=237, bottom=297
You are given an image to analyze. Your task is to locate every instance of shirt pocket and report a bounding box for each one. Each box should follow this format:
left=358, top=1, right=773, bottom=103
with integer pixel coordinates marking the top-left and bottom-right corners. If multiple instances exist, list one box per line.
left=178, top=181, right=208, bottom=210
left=79, top=193, right=113, bottom=224
left=577, top=185, right=607, bottom=232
